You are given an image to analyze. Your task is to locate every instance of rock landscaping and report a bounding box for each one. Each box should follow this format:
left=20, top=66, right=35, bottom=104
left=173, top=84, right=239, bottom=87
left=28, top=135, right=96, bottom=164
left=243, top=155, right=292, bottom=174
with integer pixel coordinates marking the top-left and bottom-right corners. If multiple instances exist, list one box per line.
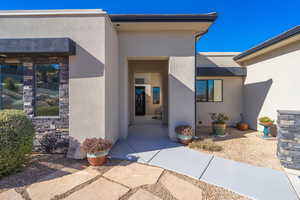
left=0, top=154, right=248, bottom=200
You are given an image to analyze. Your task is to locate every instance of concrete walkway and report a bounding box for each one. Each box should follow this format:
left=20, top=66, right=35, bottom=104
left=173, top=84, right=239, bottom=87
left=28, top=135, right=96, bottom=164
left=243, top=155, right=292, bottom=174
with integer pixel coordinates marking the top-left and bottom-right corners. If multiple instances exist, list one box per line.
left=109, top=124, right=298, bottom=200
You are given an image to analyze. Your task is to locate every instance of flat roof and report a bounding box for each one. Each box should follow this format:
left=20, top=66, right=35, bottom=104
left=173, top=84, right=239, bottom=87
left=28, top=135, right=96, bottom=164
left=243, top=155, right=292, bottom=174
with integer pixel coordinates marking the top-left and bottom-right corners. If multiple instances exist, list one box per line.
left=0, top=9, right=106, bottom=16
left=109, top=13, right=218, bottom=23
left=234, top=25, right=300, bottom=61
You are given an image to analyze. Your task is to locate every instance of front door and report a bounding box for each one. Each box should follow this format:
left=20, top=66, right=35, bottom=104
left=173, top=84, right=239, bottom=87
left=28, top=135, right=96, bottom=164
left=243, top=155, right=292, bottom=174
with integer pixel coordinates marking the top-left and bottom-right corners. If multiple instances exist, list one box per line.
left=135, top=86, right=146, bottom=115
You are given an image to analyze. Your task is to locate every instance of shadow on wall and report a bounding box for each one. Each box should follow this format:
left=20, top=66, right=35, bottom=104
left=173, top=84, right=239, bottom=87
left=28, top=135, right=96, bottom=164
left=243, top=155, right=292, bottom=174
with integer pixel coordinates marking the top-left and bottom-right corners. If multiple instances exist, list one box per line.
left=168, top=74, right=195, bottom=139
left=197, top=54, right=220, bottom=68
left=244, top=79, right=273, bottom=130
left=69, top=44, right=104, bottom=79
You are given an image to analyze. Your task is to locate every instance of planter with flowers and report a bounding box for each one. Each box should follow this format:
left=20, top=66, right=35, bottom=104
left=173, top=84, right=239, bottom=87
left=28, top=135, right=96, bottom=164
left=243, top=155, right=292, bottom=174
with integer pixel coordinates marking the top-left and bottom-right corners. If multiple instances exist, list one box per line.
left=258, top=117, right=274, bottom=138
left=82, top=138, right=112, bottom=166
left=175, top=125, right=193, bottom=145
left=210, top=113, right=229, bottom=136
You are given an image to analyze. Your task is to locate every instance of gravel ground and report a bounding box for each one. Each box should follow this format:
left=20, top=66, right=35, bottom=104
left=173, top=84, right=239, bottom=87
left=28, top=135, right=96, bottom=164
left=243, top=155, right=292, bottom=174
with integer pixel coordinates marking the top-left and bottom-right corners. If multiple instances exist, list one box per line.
left=0, top=154, right=248, bottom=200
left=194, top=127, right=282, bottom=171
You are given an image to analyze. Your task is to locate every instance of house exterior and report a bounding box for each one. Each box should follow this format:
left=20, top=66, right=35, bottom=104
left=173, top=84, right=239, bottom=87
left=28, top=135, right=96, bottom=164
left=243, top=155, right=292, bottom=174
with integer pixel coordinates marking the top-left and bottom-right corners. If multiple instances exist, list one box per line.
left=234, top=25, right=300, bottom=130
left=0, top=8, right=298, bottom=158
left=0, top=9, right=217, bottom=158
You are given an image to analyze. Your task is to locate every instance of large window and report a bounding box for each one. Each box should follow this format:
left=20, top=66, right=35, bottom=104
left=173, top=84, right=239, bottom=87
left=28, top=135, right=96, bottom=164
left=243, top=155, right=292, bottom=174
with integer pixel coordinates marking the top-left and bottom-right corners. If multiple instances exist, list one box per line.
left=35, top=64, right=60, bottom=116
left=196, top=80, right=223, bottom=102
left=152, top=87, right=160, bottom=104
left=0, top=64, right=24, bottom=110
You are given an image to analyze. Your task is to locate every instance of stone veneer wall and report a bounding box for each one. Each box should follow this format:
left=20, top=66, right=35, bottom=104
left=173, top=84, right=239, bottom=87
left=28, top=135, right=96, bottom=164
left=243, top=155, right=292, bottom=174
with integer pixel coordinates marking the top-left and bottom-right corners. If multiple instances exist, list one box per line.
left=20, top=56, right=69, bottom=150
left=277, top=110, right=300, bottom=169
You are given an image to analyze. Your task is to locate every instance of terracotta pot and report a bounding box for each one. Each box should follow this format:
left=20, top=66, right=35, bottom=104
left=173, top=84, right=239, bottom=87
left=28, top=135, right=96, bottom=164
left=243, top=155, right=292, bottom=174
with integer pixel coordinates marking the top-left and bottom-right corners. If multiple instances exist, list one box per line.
left=238, top=122, right=249, bottom=131
left=212, top=123, right=226, bottom=135
left=177, top=134, right=193, bottom=145
left=86, top=150, right=109, bottom=166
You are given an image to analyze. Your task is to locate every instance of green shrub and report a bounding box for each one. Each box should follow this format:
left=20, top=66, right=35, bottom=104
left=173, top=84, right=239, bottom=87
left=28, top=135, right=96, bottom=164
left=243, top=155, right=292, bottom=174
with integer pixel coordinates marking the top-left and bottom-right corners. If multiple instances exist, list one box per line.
left=36, top=106, right=59, bottom=116
left=0, top=110, right=35, bottom=177
left=258, top=116, right=274, bottom=123
left=3, top=77, right=19, bottom=92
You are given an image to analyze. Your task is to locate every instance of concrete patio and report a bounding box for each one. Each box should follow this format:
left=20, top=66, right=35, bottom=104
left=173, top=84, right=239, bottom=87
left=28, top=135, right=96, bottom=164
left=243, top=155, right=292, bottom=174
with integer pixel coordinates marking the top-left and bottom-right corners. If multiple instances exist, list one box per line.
left=109, top=124, right=298, bottom=200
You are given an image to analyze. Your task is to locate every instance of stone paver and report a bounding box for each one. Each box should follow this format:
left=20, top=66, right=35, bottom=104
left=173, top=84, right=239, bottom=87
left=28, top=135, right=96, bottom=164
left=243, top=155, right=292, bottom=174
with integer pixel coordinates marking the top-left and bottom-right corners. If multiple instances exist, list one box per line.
left=160, top=173, right=202, bottom=200
left=27, top=167, right=99, bottom=200
left=0, top=189, right=24, bottom=200
left=129, top=189, right=162, bottom=200
left=64, top=178, right=129, bottom=200
left=103, top=161, right=163, bottom=188
left=39, top=163, right=86, bottom=182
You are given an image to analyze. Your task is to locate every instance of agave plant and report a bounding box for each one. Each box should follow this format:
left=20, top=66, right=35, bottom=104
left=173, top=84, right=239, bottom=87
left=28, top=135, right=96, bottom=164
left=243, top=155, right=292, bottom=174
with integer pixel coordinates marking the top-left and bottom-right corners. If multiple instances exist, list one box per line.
left=209, top=113, right=229, bottom=124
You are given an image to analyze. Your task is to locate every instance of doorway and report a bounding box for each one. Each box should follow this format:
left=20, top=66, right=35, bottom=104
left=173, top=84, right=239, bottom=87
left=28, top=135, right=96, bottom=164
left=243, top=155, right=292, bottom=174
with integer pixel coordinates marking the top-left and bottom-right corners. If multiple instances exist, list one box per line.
left=135, top=86, right=146, bottom=116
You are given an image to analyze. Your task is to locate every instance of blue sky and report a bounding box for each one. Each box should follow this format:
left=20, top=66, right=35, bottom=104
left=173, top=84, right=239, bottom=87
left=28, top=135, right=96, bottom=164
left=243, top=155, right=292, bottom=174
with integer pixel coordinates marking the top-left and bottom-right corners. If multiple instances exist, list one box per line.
left=1, top=0, right=299, bottom=52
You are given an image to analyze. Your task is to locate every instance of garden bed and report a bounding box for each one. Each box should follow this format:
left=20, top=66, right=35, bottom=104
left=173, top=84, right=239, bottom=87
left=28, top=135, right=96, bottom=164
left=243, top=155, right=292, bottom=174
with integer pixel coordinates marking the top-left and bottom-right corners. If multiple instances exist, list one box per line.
left=193, top=127, right=282, bottom=171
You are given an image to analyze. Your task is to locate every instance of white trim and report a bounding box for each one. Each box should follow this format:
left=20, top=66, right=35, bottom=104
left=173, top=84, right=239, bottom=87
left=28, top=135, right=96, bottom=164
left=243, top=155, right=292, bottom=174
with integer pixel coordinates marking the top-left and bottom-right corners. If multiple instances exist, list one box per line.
left=0, top=9, right=106, bottom=16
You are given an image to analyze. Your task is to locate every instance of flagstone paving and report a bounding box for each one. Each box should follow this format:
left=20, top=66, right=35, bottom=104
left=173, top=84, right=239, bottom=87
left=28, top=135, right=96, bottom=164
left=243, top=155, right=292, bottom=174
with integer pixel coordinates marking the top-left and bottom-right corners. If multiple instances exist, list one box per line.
left=103, top=161, right=164, bottom=188
left=64, top=178, right=129, bottom=200
left=160, top=172, right=203, bottom=200
left=0, top=189, right=24, bottom=200
left=27, top=167, right=100, bottom=200
left=128, top=189, right=162, bottom=200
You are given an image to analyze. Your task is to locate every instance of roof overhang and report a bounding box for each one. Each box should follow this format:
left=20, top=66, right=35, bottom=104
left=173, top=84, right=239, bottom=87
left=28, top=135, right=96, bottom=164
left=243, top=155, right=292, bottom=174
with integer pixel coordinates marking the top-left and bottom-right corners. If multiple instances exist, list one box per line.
left=196, top=67, right=247, bottom=77
left=109, top=13, right=217, bottom=32
left=0, top=38, right=76, bottom=57
left=234, top=25, right=300, bottom=63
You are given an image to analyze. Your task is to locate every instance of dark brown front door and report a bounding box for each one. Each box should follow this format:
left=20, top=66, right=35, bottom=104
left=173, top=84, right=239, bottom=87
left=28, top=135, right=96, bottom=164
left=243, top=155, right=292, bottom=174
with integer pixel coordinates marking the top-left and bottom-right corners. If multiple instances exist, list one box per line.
left=135, top=86, right=146, bottom=116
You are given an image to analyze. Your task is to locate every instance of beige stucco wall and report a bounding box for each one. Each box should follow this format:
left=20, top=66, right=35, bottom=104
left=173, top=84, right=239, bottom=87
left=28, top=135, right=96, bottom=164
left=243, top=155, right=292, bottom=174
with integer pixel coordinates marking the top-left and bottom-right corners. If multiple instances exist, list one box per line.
left=118, top=31, right=196, bottom=139
left=197, top=53, right=240, bottom=68
left=0, top=11, right=117, bottom=158
left=196, top=77, right=243, bottom=126
left=242, top=40, right=300, bottom=130
left=105, top=17, right=120, bottom=143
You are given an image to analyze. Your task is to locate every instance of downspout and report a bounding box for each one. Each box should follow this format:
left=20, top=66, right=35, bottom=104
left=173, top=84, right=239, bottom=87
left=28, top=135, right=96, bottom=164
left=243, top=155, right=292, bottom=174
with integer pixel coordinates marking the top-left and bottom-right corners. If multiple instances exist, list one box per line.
left=194, top=30, right=208, bottom=137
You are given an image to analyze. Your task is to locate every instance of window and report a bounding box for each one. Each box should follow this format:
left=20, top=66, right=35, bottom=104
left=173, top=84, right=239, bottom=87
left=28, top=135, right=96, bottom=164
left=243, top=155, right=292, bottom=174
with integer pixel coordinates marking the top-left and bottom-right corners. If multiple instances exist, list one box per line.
left=196, top=80, right=223, bottom=102
left=0, top=64, right=24, bottom=110
left=35, top=64, right=60, bottom=116
left=152, top=87, right=160, bottom=104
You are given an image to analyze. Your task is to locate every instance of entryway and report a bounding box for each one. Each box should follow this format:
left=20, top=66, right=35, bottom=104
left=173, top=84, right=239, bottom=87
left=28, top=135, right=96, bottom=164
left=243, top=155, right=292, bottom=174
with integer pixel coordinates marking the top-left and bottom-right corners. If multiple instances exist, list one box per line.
left=128, top=60, right=168, bottom=126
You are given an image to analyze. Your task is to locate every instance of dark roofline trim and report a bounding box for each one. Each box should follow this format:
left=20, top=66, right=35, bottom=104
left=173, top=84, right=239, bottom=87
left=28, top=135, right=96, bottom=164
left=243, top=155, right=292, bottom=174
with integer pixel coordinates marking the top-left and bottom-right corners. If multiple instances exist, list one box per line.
left=234, top=25, right=300, bottom=61
left=196, top=67, right=247, bottom=77
left=109, top=13, right=218, bottom=23
left=0, top=38, right=76, bottom=56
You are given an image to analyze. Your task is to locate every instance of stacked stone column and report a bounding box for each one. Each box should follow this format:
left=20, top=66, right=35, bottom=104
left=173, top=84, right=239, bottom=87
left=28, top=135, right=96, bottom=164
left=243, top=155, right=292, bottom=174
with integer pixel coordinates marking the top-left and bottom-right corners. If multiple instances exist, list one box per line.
left=277, top=110, right=300, bottom=169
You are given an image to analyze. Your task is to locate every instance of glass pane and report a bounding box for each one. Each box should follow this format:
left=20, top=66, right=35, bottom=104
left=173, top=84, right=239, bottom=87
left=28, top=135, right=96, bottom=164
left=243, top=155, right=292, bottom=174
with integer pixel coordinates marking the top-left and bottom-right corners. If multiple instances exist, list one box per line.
left=207, top=80, right=214, bottom=102
left=36, top=64, right=60, bottom=116
left=152, top=87, right=160, bottom=104
left=0, top=64, right=24, bottom=110
left=196, top=80, right=207, bottom=102
left=213, top=80, right=222, bottom=102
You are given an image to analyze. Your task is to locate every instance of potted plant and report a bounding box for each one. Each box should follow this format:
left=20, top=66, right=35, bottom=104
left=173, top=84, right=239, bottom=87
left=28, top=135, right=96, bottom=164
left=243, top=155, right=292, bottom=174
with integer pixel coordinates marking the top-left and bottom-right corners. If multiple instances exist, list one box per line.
left=258, top=117, right=274, bottom=138
left=237, top=122, right=249, bottom=131
left=210, top=113, right=229, bottom=136
left=82, top=138, right=112, bottom=166
left=175, top=125, right=193, bottom=145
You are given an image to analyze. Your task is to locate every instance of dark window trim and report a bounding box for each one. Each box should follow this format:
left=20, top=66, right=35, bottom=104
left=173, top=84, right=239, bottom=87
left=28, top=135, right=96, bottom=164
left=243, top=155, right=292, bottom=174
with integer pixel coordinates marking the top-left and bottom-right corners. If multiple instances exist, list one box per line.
left=196, top=79, right=223, bottom=103
left=34, top=63, right=60, bottom=117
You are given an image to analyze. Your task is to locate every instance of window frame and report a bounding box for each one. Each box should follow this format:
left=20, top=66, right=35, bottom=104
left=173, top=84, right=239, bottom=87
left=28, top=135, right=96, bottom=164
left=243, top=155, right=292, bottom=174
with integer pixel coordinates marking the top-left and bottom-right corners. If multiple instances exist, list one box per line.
left=196, top=79, right=223, bottom=103
left=34, top=63, right=60, bottom=117
left=152, top=86, right=161, bottom=104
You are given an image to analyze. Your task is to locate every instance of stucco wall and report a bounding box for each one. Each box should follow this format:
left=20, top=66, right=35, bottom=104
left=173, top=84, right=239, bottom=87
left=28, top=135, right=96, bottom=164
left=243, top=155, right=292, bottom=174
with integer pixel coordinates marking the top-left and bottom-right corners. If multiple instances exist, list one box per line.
left=0, top=12, right=110, bottom=158
left=118, top=31, right=195, bottom=139
left=105, top=18, right=120, bottom=143
left=196, top=76, right=243, bottom=126
left=242, top=40, right=300, bottom=130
